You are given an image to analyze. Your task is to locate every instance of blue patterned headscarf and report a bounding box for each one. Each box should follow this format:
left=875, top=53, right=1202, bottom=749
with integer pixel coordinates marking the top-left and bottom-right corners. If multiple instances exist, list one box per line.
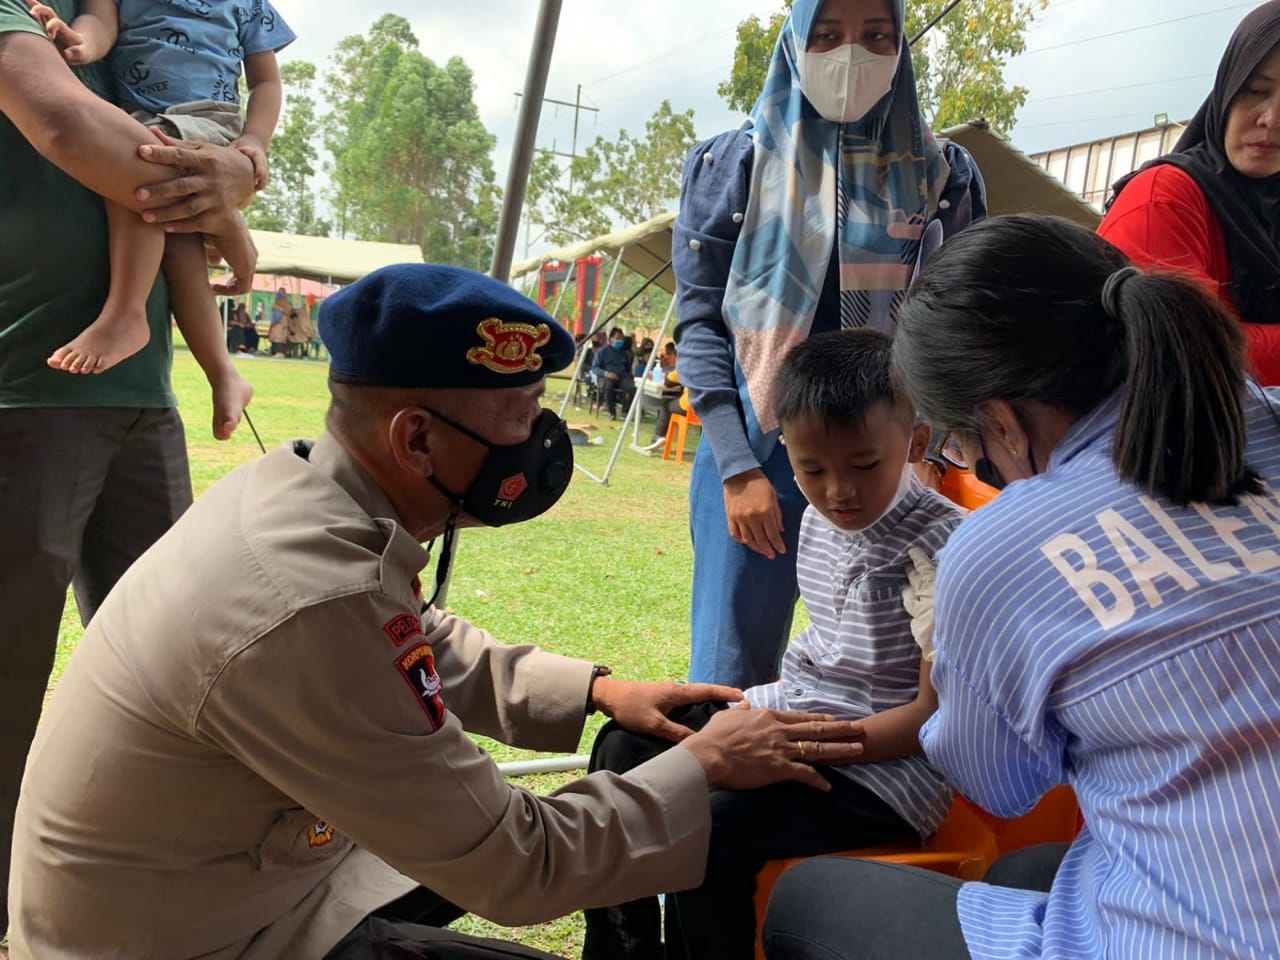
left=724, top=0, right=950, bottom=435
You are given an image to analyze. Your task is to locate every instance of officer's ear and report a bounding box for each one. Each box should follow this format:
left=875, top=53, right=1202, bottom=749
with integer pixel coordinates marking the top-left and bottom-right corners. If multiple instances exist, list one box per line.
left=387, top=407, right=435, bottom=480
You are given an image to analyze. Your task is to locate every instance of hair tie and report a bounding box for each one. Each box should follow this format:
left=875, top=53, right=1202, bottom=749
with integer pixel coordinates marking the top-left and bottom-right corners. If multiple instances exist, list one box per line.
left=1101, top=266, right=1140, bottom=321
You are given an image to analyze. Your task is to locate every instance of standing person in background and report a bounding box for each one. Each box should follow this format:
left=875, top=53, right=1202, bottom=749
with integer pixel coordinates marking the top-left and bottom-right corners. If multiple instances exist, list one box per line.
left=673, top=0, right=985, bottom=688
left=1100, top=1, right=1280, bottom=384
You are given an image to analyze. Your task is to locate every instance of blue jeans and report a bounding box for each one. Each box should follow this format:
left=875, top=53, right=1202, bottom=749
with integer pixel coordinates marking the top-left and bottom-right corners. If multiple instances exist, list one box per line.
left=687, top=438, right=808, bottom=688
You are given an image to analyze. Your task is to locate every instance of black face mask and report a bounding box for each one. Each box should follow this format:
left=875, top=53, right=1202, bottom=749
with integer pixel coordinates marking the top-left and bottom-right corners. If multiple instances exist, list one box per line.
left=419, top=407, right=574, bottom=606
left=974, top=436, right=1038, bottom=491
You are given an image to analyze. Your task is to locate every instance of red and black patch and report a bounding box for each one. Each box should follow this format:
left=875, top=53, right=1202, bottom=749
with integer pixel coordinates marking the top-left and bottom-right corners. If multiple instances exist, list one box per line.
left=384, top=612, right=423, bottom=647
left=498, top=473, right=528, bottom=503
left=396, top=642, right=446, bottom=730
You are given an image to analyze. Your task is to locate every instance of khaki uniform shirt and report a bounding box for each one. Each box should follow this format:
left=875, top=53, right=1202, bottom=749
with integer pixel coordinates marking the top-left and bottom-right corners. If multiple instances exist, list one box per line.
left=8, top=433, right=710, bottom=959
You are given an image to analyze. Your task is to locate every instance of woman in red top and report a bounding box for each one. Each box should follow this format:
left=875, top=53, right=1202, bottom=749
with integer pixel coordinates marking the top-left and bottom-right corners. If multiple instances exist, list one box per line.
left=1100, top=1, right=1280, bottom=384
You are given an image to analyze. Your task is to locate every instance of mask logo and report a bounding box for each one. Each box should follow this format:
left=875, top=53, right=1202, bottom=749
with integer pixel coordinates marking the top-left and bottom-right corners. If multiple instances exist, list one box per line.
left=395, top=643, right=446, bottom=731
left=307, top=821, right=335, bottom=848
left=498, top=473, right=529, bottom=503
left=466, top=318, right=551, bottom=375
left=383, top=612, right=423, bottom=647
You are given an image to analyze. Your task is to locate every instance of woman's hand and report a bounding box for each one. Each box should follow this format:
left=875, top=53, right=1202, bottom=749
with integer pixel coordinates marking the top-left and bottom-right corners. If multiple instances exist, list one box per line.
left=902, top=547, right=937, bottom=662
left=723, top=468, right=786, bottom=559
left=679, top=707, right=865, bottom=791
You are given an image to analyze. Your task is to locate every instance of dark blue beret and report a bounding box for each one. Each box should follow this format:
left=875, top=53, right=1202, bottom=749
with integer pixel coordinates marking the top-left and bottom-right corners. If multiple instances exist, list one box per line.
left=318, top=264, right=576, bottom=389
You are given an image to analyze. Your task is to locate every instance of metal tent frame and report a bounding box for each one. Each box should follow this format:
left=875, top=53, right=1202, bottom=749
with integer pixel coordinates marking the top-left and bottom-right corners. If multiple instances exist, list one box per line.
left=511, top=213, right=679, bottom=485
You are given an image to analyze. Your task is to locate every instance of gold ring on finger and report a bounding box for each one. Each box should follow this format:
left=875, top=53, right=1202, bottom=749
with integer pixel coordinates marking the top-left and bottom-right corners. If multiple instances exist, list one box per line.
left=797, top=740, right=807, bottom=761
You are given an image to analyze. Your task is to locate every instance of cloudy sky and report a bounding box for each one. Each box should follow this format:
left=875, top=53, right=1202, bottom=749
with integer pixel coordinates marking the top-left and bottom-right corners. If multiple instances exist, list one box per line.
left=269, top=0, right=1257, bottom=244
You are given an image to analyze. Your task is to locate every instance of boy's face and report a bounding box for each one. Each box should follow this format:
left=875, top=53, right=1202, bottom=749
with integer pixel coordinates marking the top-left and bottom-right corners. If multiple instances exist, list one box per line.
left=782, top=401, right=929, bottom=532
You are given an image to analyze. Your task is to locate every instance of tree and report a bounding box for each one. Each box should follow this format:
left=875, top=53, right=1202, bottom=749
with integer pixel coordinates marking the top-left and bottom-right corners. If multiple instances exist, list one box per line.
left=718, top=0, right=1047, bottom=135
left=527, top=100, right=697, bottom=246
left=323, top=16, right=500, bottom=267
left=247, top=60, right=329, bottom=236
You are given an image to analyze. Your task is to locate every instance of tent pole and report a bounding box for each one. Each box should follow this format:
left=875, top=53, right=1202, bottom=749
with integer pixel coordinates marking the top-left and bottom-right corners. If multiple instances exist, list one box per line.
left=605, top=295, right=675, bottom=483
left=629, top=296, right=678, bottom=454
left=489, top=0, right=563, bottom=284
left=437, top=0, right=561, bottom=610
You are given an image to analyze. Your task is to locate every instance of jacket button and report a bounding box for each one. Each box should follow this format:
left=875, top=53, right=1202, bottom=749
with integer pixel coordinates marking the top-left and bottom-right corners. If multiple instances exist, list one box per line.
left=938, top=198, right=951, bottom=209
left=688, top=238, right=702, bottom=252
left=732, top=212, right=744, bottom=223
left=703, top=152, right=715, bottom=164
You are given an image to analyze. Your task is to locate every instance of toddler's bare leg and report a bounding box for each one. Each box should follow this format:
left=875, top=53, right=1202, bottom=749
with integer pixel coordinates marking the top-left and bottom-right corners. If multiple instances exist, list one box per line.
left=164, top=234, right=253, bottom=441
left=48, top=201, right=159, bottom=374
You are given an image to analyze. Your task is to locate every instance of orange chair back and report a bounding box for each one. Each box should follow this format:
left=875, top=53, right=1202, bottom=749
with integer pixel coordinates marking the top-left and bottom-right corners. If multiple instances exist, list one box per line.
left=751, top=788, right=1082, bottom=960
left=939, top=466, right=999, bottom=511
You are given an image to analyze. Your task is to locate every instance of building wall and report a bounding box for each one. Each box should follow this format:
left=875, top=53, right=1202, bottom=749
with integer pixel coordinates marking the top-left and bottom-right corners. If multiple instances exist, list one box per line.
left=1029, top=122, right=1188, bottom=210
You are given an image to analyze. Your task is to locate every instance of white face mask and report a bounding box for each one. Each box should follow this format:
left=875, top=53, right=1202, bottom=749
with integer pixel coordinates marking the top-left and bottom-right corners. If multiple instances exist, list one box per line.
left=862, top=460, right=917, bottom=530
left=799, top=42, right=900, bottom=124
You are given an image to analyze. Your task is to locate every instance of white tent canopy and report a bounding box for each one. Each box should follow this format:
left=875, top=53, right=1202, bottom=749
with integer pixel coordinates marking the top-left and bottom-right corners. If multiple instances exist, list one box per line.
left=510, top=212, right=677, bottom=293
left=249, top=230, right=424, bottom=285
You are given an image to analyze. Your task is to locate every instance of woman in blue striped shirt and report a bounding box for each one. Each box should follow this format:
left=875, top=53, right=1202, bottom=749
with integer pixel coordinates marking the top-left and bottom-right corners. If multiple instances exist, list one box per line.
left=763, top=213, right=1280, bottom=960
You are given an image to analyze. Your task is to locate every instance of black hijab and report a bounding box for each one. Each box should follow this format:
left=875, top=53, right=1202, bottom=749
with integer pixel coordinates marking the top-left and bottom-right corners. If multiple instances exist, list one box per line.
left=1110, top=1, right=1280, bottom=325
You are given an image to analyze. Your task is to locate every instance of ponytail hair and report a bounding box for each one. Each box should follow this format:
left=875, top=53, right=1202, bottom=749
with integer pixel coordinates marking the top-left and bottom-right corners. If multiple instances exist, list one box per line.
left=893, top=214, right=1261, bottom=506
left=1105, top=268, right=1260, bottom=505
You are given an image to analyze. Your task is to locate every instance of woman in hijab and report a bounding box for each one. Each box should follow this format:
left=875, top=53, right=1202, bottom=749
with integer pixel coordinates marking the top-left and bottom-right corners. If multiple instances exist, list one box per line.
left=1100, top=1, right=1280, bottom=383
left=672, top=0, right=986, bottom=692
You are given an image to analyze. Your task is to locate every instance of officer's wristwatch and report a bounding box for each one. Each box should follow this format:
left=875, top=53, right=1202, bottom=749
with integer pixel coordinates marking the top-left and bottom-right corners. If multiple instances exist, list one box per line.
left=585, top=664, right=613, bottom=715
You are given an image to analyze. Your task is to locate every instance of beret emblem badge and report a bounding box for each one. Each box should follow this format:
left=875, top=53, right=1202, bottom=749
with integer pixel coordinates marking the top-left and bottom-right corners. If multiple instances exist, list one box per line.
left=466, top=318, right=551, bottom=374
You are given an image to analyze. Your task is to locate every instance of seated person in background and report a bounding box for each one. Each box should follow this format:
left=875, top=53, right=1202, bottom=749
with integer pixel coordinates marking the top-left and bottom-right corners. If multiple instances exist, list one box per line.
left=646, top=352, right=686, bottom=450
left=583, top=328, right=966, bottom=960
left=659, top=340, right=677, bottom=372
left=592, top=329, right=635, bottom=420
left=633, top=336, right=655, bottom=377
left=27, top=0, right=294, bottom=438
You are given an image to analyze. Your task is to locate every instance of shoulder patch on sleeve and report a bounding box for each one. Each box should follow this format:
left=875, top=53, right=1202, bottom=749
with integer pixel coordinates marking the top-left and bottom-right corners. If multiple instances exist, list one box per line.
left=384, top=612, right=424, bottom=647
left=395, top=642, right=446, bottom=730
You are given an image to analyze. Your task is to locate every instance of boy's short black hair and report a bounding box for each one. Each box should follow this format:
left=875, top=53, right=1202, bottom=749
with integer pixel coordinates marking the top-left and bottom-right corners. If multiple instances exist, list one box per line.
left=772, top=329, right=913, bottom=430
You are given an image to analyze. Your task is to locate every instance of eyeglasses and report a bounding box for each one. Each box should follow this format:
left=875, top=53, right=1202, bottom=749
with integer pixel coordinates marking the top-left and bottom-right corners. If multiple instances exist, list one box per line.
left=929, top=431, right=971, bottom=471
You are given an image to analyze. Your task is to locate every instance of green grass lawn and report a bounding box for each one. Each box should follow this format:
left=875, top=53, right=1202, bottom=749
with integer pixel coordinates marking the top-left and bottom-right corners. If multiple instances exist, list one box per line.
left=47, top=346, right=809, bottom=957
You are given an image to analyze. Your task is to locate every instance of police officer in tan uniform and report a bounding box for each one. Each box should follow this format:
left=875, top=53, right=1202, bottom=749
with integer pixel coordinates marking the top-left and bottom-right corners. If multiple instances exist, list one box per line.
left=5, top=265, right=865, bottom=960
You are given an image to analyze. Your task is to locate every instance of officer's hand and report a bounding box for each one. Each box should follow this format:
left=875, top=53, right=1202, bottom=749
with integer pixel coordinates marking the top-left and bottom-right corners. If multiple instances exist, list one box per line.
left=723, top=468, right=786, bottom=559
left=678, top=708, right=864, bottom=792
left=902, top=546, right=937, bottom=662
left=590, top=677, right=742, bottom=742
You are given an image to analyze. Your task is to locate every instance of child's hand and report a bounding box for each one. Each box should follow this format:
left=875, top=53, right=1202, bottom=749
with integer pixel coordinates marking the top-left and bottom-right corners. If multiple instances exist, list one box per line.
left=902, top=547, right=937, bottom=662
left=27, top=0, right=90, bottom=64
left=231, top=136, right=269, bottom=191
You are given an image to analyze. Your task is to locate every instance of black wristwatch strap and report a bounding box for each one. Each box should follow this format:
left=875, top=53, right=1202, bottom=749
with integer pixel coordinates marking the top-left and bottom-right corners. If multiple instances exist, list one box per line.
left=586, top=664, right=613, bottom=715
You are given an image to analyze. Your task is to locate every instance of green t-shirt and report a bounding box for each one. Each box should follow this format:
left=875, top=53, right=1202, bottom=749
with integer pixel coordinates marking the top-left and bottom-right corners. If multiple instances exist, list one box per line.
left=0, top=0, right=174, bottom=409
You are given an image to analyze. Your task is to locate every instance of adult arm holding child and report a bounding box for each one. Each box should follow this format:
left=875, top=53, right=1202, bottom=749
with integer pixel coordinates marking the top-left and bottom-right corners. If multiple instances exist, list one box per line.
left=0, top=22, right=256, bottom=286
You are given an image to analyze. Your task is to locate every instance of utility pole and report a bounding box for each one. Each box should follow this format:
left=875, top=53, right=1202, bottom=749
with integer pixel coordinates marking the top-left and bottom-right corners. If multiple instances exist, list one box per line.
left=514, top=87, right=599, bottom=190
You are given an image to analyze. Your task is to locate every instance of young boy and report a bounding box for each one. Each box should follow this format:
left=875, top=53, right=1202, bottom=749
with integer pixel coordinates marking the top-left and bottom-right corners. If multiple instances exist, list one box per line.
left=27, top=0, right=296, bottom=439
left=582, top=329, right=966, bottom=960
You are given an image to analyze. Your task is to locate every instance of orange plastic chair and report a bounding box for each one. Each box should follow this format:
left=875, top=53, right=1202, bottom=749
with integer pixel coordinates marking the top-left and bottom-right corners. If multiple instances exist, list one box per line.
left=750, top=787, right=1081, bottom=960
left=939, top=465, right=999, bottom=511
left=661, top=394, right=701, bottom=465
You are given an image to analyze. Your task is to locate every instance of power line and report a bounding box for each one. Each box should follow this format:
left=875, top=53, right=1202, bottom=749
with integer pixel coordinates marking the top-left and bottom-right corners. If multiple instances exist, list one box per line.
left=1027, top=71, right=1212, bottom=103
left=587, top=24, right=738, bottom=87
left=1020, top=2, right=1255, bottom=56
left=1017, top=110, right=1154, bottom=130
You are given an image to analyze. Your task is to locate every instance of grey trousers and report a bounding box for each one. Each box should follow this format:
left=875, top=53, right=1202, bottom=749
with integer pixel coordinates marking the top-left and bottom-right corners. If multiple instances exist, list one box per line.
left=762, top=844, right=1070, bottom=960
left=0, top=407, right=191, bottom=934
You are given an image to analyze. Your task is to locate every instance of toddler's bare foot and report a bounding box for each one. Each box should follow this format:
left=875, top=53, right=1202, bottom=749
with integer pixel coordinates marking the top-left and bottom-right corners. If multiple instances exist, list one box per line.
left=47, top=307, right=150, bottom=374
left=211, top=370, right=254, bottom=441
